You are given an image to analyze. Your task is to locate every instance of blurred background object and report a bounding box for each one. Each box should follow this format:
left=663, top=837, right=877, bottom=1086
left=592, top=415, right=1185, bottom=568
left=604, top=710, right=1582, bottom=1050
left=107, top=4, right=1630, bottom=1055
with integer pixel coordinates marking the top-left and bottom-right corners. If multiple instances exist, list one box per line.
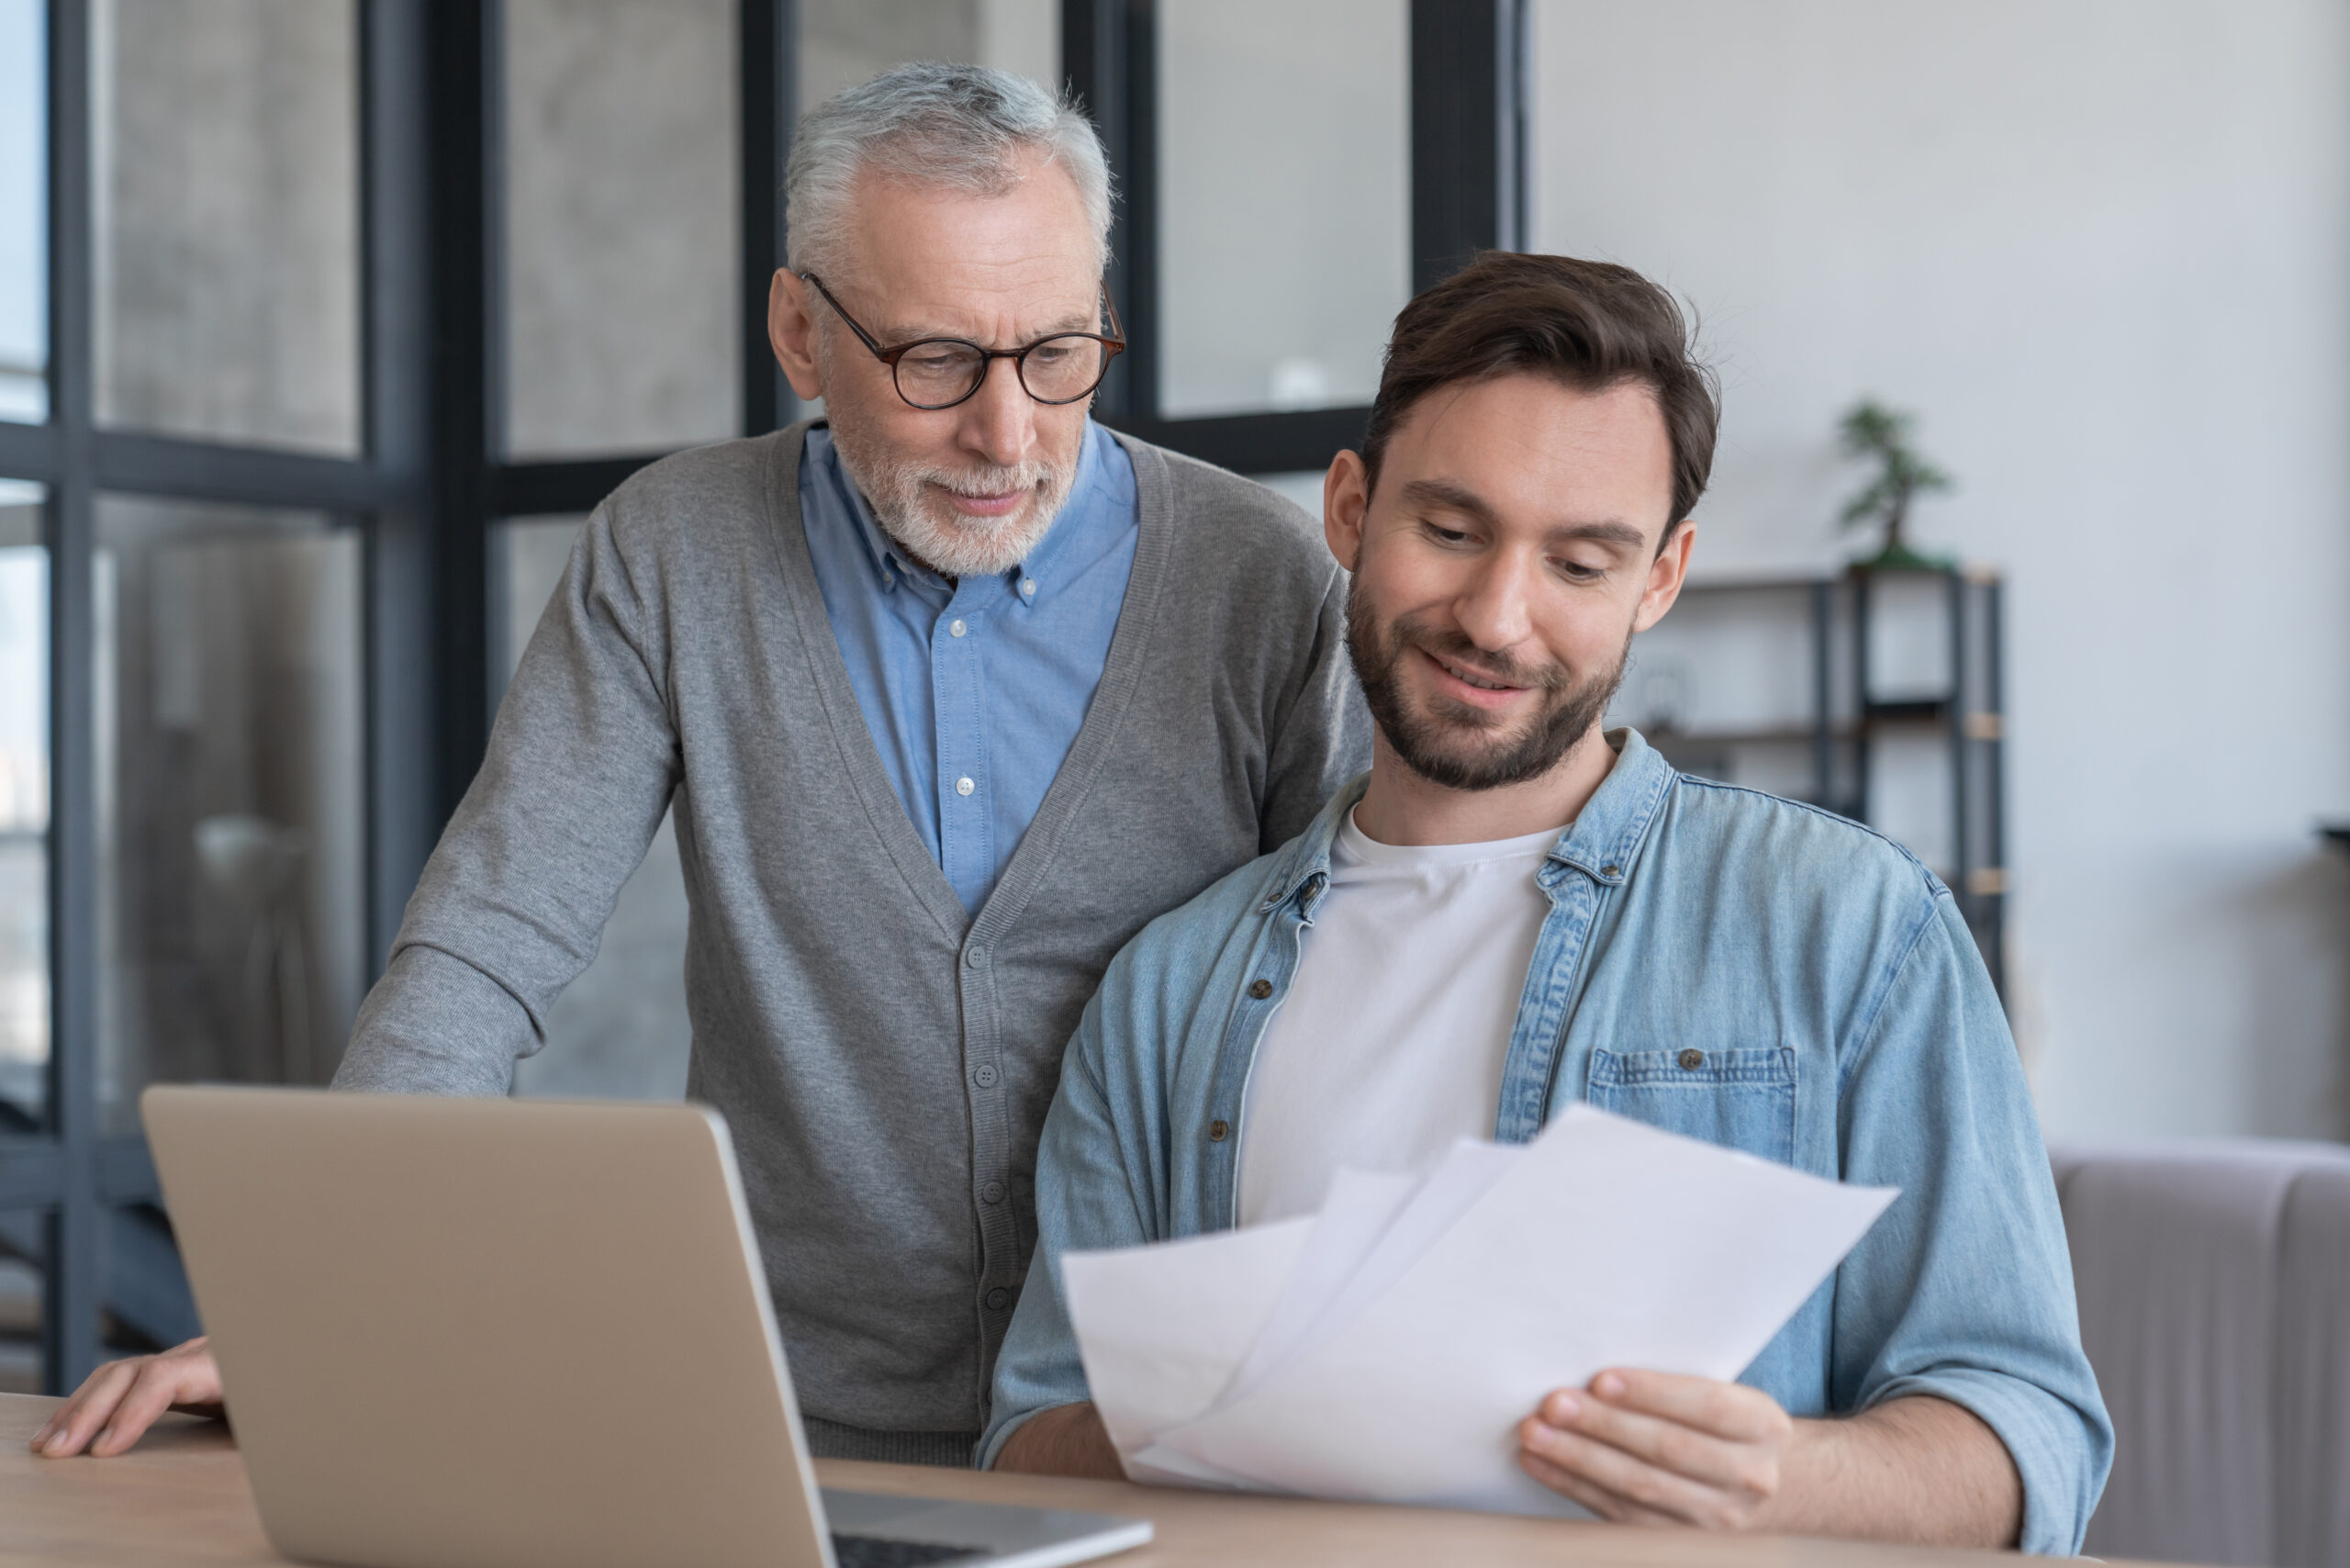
left=1836, top=399, right=1954, bottom=569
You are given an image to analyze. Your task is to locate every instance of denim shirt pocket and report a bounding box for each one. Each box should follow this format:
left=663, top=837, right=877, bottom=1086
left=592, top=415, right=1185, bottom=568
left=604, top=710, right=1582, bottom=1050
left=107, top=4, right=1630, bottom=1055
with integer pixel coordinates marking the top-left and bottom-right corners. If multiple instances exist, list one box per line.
left=1583, top=1046, right=1798, bottom=1168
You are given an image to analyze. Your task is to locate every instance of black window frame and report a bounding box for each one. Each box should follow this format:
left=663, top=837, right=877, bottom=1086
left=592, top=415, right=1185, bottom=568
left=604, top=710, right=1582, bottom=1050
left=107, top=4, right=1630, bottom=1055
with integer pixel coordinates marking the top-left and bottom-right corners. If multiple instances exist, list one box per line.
left=0, top=0, right=1523, bottom=1391
left=1067, top=0, right=1528, bottom=473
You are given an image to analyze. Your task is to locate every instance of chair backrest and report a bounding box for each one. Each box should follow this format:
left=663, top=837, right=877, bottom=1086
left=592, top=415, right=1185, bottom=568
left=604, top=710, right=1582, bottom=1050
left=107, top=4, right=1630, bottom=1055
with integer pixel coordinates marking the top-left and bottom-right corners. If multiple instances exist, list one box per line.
left=2050, top=1140, right=2350, bottom=1568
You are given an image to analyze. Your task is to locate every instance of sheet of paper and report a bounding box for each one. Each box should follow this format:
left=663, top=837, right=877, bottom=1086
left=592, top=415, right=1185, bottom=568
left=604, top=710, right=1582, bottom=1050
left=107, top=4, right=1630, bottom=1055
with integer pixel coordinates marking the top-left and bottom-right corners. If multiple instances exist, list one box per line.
left=1221, top=1137, right=1524, bottom=1405
left=1059, top=1215, right=1313, bottom=1465
left=1214, top=1165, right=1423, bottom=1408
left=1155, top=1105, right=1897, bottom=1513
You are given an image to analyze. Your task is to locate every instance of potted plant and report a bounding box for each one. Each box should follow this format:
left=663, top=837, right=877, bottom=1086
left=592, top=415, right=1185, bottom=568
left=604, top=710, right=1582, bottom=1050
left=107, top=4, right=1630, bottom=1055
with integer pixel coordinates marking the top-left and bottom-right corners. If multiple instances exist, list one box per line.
left=1838, top=399, right=1954, bottom=569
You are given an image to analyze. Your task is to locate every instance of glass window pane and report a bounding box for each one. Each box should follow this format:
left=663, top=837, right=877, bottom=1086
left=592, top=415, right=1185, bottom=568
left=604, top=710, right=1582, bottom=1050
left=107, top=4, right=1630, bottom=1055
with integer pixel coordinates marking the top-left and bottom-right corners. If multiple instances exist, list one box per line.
left=0, top=1215, right=39, bottom=1393
left=502, top=0, right=741, bottom=459
left=0, top=482, right=45, bottom=1124
left=1158, top=0, right=1408, bottom=419
left=0, top=0, right=47, bottom=424
left=800, top=0, right=1061, bottom=109
left=93, top=0, right=361, bottom=454
left=95, top=498, right=364, bottom=1135
left=489, top=517, right=689, bottom=1101
left=975, top=0, right=1060, bottom=93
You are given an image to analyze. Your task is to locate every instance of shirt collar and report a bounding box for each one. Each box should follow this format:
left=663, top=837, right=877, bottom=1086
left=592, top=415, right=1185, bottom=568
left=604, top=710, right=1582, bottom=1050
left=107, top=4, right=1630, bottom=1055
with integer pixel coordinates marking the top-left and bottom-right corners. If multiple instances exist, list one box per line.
left=1259, top=729, right=1676, bottom=918
left=1012, top=420, right=1114, bottom=605
left=807, top=420, right=1113, bottom=603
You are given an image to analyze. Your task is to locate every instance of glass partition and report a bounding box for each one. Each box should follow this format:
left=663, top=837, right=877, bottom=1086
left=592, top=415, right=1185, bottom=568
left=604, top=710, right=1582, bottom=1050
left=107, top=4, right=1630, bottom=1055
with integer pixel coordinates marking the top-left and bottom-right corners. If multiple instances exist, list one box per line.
left=95, top=497, right=365, bottom=1134
left=1158, top=0, right=1409, bottom=418
left=0, top=483, right=45, bottom=1123
left=800, top=0, right=1058, bottom=118
left=501, top=0, right=742, bottom=459
left=0, top=0, right=47, bottom=424
left=92, top=0, right=362, bottom=454
left=0, top=1215, right=38, bottom=1394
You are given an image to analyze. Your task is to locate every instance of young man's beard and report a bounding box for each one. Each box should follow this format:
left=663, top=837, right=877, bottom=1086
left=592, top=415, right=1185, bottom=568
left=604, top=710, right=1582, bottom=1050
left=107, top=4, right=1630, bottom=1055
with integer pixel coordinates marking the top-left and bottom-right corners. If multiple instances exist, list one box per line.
left=1345, top=584, right=1632, bottom=792
left=829, top=414, right=1076, bottom=579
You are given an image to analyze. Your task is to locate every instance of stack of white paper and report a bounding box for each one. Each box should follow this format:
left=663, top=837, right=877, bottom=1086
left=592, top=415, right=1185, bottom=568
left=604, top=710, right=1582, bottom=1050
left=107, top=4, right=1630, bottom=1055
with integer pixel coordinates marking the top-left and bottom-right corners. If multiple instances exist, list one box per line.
left=1061, top=1103, right=1897, bottom=1516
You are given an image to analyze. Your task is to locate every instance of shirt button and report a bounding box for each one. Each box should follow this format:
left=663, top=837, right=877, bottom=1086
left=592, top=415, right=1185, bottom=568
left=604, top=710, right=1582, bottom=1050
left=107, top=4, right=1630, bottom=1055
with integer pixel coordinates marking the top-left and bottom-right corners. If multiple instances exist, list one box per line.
left=1678, top=1048, right=1705, bottom=1070
left=1019, top=577, right=1036, bottom=599
left=972, top=1063, right=1000, bottom=1088
left=1602, top=863, right=1622, bottom=878
left=1208, top=1120, right=1230, bottom=1143
left=956, top=776, right=975, bottom=797
left=981, top=1180, right=1007, bottom=1204
left=1248, top=979, right=1273, bottom=1001
left=985, top=1286, right=1012, bottom=1311
left=949, top=619, right=967, bottom=637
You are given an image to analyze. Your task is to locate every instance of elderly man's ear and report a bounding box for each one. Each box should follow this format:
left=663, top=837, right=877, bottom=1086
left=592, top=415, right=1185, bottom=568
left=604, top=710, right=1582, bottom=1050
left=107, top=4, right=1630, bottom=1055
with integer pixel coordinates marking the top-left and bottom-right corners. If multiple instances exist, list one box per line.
left=768, top=269, right=824, bottom=400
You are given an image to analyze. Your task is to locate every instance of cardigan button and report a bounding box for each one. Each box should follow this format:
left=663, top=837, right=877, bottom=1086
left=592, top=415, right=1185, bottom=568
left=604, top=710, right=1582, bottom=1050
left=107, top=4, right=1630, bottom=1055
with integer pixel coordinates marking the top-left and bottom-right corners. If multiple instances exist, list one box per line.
left=1248, top=979, right=1273, bottom=1000
left=1208, top=1120, right=1230, bottom=1143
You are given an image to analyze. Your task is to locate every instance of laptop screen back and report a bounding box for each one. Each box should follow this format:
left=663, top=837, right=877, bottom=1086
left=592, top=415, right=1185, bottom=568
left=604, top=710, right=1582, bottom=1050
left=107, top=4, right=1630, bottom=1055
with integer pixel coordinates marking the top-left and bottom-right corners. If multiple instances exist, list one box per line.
left=142, top=1086, right=833, bottom=1568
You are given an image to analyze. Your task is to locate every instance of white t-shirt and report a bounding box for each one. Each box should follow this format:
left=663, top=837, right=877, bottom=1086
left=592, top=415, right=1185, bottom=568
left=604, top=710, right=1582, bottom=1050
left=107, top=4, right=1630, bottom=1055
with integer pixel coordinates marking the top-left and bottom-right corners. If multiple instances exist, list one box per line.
left=1235, top=807, right=1566, bottom=1226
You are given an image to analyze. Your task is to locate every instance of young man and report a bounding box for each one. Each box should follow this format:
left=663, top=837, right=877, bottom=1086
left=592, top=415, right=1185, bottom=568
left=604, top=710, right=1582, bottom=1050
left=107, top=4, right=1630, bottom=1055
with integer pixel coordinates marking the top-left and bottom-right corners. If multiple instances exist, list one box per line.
left=36, top=65, right=1363, bottom=1465
left=981, top=253, right=2111, bottom=1551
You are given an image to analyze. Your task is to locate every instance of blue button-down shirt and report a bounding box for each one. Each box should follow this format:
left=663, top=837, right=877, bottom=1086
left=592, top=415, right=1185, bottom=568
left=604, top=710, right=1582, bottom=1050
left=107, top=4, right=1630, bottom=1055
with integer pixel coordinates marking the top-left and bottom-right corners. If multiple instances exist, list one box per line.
left=982, top=731, right=2113, bottom=1553
left=801, top=421, right=1138, bottom=913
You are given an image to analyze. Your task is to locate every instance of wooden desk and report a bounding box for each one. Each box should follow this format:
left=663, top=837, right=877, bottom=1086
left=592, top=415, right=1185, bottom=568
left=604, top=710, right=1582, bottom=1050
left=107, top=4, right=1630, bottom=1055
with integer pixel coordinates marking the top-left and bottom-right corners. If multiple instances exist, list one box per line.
left=0, top=1394, right=2132, bottom=1566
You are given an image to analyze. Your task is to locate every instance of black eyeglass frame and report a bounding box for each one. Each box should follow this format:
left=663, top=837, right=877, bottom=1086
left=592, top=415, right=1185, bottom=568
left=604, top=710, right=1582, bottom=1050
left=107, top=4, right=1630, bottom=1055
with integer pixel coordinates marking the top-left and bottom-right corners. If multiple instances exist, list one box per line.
left=800, top=272, right=1128, bottom=410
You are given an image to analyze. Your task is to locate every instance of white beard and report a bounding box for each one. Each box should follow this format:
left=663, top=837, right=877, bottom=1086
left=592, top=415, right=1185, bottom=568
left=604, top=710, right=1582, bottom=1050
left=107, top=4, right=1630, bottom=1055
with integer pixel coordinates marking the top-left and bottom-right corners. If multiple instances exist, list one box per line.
left=831, top=423, right=1076, bottom=579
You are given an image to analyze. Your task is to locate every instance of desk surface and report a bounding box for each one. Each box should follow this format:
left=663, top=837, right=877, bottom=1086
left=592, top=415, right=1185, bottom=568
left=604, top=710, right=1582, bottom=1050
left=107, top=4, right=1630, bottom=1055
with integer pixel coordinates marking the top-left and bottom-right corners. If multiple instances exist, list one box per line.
left=0, top=1394, right=2137, bottom=1566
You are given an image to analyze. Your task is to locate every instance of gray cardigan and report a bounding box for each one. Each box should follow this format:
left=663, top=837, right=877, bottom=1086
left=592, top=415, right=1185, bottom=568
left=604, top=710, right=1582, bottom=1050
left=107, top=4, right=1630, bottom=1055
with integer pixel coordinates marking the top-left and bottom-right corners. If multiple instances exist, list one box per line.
left=334, top=422, right=1370, bottom=1459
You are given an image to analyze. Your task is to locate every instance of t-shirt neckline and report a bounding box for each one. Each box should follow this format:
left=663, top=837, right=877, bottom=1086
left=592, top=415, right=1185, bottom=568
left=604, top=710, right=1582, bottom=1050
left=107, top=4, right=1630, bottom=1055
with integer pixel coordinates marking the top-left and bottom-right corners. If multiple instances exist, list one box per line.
left=1335, top=805, right=1571, bottom=870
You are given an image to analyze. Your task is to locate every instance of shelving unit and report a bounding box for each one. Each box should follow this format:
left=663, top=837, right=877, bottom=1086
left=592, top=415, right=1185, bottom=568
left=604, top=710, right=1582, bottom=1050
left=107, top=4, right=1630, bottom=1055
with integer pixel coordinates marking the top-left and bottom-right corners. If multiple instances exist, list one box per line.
left=1625, top=565, right=2009, bottom=998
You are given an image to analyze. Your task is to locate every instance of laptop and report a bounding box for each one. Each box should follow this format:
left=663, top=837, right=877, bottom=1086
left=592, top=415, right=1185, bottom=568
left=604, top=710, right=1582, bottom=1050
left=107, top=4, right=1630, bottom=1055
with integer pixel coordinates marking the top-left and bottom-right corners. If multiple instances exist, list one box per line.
left=141, top=1085, right=1151, bottom=1568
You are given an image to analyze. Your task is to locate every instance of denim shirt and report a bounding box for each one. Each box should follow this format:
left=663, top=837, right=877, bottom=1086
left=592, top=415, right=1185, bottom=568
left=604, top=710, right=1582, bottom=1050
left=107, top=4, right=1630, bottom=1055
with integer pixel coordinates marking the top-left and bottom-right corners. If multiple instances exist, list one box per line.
left=982, top=732, right=2112, bottom=1554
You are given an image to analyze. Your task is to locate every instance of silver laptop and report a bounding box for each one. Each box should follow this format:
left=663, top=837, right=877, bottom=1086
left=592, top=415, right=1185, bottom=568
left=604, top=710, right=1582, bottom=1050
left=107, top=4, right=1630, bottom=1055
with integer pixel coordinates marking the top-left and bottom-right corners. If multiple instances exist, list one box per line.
left=141, top=1085, right=1149, bottom=1568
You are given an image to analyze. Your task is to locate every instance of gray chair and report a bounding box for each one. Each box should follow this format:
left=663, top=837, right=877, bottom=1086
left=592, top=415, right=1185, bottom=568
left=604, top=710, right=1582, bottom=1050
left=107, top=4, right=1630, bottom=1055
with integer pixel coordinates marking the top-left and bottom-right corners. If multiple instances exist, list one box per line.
left=2050, top=1141, right=2350, bottom=1566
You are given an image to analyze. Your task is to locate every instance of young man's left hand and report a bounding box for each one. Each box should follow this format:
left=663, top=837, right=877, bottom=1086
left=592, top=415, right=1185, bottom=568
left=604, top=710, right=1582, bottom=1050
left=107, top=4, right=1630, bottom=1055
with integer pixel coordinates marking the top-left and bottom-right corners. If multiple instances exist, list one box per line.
left=1517, top=1368, right=1795, bottom=1528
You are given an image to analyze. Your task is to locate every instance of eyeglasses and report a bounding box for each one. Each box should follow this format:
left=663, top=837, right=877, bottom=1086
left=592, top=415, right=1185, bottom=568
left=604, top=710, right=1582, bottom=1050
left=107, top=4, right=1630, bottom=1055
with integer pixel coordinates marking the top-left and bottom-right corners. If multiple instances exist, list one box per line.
left=800, top=273, right=1126, bottom=411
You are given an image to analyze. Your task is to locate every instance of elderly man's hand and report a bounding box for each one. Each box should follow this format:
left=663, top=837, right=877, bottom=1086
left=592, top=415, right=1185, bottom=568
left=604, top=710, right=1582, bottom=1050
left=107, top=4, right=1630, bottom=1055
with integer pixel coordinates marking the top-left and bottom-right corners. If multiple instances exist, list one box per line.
left=29, top=1337, right=223, bottom=1458
left=1517, top=1368, right=1795, bottom=1529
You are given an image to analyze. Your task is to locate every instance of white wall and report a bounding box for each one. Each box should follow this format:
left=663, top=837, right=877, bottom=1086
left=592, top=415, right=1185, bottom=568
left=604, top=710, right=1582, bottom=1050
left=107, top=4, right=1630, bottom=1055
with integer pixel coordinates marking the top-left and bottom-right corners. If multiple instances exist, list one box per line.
left=1532, top=0, right=2350, bottom=1138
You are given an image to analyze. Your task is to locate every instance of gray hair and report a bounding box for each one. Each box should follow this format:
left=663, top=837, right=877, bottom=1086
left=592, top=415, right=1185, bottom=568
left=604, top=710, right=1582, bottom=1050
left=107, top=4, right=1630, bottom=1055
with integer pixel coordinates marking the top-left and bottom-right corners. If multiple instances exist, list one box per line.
left=785, top=62, right=1114, bottom=279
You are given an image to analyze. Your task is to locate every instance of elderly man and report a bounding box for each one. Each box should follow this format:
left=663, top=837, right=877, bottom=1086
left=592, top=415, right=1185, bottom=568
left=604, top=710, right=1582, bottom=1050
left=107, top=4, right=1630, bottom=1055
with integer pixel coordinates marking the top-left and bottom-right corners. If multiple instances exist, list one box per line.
left=37, top=63, right=1365, bottom=1465
left=984, top=253, right=2110, bottom=1551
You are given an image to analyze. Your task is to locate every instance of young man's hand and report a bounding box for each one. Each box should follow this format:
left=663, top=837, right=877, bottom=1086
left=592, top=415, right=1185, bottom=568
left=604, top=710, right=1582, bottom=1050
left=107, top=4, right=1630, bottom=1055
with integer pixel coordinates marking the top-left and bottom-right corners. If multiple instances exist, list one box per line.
left=1516, top=1369, right=2023, bottom=1546
left=29, top=1337, right=223, bottom=1458
left=1518, top=1368, right=1792, bottom=1527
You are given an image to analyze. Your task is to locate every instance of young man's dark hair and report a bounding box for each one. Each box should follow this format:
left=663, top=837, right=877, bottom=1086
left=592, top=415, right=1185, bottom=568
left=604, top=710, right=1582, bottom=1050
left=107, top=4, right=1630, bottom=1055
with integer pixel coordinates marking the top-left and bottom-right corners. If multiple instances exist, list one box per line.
left=1360, top=252, right=1722, bottom=545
